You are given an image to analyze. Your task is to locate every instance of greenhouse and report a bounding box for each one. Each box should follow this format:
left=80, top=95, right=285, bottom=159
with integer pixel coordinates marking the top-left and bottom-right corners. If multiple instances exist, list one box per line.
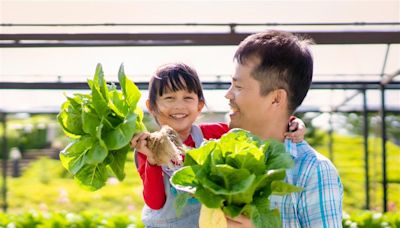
left=1, top=0, right=400, bottom=227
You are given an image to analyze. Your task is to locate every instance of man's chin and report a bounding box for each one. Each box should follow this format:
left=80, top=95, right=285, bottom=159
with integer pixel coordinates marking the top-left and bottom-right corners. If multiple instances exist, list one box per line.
left=228, top=120, right=240, bottom=130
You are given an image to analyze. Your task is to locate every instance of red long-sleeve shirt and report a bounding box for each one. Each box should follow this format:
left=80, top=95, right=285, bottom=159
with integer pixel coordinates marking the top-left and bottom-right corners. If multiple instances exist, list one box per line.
left=136, top=123, right=229, bottom=210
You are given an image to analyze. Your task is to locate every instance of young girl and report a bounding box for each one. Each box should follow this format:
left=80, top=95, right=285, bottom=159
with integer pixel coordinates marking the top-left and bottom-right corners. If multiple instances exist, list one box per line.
left=130, top=63, right=305, bottom=227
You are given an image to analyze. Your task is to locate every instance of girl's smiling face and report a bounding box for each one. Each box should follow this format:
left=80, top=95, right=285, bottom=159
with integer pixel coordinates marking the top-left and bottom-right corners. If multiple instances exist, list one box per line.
left=147, top=63, right=206, bottom=140
left=147, top=88, right=204, bottom=141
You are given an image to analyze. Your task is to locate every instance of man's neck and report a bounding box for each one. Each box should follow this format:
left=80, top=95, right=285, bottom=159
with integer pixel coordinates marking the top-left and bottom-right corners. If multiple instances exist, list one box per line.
left=256, top=115, right=289, bottom=142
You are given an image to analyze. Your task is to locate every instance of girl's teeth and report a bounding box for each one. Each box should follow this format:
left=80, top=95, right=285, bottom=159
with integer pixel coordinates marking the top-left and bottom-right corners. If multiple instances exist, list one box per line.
left=172, top=114, right=186, bottom=119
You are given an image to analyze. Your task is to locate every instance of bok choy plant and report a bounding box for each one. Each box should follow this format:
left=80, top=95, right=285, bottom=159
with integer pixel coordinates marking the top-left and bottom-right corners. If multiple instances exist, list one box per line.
left=58, top=63, right=146, bottom=191
left=171, top=128, right=302, bottom=228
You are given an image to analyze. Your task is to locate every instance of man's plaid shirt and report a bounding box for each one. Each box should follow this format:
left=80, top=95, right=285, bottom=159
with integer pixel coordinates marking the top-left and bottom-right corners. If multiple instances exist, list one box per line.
left=270, top=139, right=343, bottom=228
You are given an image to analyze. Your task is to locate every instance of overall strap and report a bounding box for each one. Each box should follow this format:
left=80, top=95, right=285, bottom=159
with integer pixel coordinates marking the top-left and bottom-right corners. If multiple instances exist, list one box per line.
left=190, top=125, right=204, bottom=148
left=162, top=125, right=205, bottom=177
left=134, top=149, right=139, bottom=169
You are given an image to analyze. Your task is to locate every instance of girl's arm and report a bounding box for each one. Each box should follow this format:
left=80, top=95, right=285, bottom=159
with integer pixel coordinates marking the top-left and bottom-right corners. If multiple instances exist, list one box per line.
left=132, top=133, right=166, bottom=210
left=136, top=153, right=166, bottom=210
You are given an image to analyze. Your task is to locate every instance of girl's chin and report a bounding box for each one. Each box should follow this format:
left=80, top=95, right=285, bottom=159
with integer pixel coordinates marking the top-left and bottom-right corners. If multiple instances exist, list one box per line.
left=170, top=124, right=191, bottom=133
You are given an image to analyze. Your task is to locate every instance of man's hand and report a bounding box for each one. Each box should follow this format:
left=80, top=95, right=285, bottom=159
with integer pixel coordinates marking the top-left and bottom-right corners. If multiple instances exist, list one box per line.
left=227, top=215, right=253, bottom=228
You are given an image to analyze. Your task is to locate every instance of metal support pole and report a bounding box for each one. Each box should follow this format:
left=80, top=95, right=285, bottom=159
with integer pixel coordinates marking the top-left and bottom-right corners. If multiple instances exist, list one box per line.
left=1, top=113, right=8, bottom=212
left=379, top=45, right=390, bottom=212
left=380, top=85, right=388, bottom=212
left=362, top=89, right=370, bottom=209
left=328, top=112, right=334, bottom=163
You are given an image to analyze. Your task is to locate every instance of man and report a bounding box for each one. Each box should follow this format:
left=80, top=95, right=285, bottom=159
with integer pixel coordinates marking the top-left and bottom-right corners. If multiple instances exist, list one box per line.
left=225, top=30, right=343, bottom=227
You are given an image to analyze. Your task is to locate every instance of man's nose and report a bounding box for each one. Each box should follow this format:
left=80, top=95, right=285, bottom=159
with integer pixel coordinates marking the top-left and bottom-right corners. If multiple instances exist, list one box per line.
left=224, top=85, right=233, bottom=99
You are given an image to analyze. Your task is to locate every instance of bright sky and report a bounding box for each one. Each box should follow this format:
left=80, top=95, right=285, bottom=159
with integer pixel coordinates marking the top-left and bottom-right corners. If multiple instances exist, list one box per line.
left=2, top=0, right=399, bottom=24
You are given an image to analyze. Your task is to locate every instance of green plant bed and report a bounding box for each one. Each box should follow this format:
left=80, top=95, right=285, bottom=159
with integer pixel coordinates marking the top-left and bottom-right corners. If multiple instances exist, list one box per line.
left=314, top=134, right=400, bottom=213
left=0, top=210, right=396, bottom=228
left=0, top=210, right=142, bottom=227
left=0, top=132, right=398, bottom=225
left=343, top=211, right=400, bottom=228
left=3, top=156, right=145, bottom=227
left=0, top=114, right=59, bottom=157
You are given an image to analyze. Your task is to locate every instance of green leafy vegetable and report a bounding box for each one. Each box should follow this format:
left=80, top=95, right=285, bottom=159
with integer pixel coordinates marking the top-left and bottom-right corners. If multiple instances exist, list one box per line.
left=58, top=63, right=146, bottom=191
left=171, top=128, right=302, bottom=228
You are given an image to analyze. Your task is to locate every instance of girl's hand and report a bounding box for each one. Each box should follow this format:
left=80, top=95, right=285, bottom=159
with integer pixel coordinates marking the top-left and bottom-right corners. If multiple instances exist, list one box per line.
left=131, top=132, right=157, bottom=165
left=284, top=117, right=306, bottom=143
left=226, top=215, right=253, bottom=228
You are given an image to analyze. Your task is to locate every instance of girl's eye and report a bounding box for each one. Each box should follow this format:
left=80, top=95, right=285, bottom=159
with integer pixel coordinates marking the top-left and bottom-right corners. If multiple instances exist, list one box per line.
left=184, top=96, right=194, bottom=100
left=164, top=96, right=174, bottom=100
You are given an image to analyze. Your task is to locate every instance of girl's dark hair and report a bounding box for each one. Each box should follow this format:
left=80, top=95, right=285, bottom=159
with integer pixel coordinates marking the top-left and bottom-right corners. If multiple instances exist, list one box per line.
left=148, top=63, right=205, bottom=111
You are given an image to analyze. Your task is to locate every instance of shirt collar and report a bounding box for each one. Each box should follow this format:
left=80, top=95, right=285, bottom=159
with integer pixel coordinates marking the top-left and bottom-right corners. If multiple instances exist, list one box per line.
left=284, top=138, right=298, bottom=159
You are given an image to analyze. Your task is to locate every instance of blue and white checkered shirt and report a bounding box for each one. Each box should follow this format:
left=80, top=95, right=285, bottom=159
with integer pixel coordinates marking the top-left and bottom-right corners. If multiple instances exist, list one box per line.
left=270, top=139, right=344, bottom=228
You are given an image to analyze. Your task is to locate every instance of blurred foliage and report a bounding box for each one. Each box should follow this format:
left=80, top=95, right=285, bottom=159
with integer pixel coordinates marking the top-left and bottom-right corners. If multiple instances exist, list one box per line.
left=0, top=210, right=141, bottom=227
left=0, top=114, right=55, bottom=157
left=0, top=113, right=159, bottom=159
left=314, top=133, right=400, bottom=212
left=295, top=112, right=326, bottom=147
left=0, top=112, right=399, bottom=226
left=339, top=112, right=400, bottom=146
left=0, top=210, right=397, bottom=228
left=1, top=134, right=398, bottom=217
left=1, top=155, right=145, bottom=227
left=343, top=211, right=400, bottom=228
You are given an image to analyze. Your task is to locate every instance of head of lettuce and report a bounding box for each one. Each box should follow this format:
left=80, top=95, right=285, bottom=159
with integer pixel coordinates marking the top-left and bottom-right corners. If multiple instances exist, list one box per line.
left=171, top=128, right=302, bottom=228
left=58, top=63, right=145, bottom=191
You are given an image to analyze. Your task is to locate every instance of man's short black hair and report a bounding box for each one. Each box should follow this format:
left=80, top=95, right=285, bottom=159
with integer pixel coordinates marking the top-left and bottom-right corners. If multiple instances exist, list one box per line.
left=234, top=30, right=314, bottom=114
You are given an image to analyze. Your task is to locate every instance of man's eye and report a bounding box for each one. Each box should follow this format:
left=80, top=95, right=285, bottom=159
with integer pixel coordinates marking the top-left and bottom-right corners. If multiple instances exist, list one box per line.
left=235, top=85, right=242, bottom=89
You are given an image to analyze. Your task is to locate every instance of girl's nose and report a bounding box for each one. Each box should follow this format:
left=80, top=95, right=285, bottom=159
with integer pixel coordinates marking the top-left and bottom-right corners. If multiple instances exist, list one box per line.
left=173, top=98, right=186, bottom=109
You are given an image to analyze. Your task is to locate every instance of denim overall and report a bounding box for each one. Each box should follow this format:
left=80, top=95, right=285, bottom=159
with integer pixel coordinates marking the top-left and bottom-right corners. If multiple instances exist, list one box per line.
left=137, top=125, right=204, bottom=228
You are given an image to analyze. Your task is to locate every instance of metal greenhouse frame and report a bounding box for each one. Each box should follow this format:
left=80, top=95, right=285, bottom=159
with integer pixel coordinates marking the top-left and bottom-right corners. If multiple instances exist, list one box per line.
left=1, top=22, right=400, bottom=212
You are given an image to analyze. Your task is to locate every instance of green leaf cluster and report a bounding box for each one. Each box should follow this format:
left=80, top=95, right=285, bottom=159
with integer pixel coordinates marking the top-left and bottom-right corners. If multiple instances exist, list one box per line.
left=171, top=128, right=302, bottom=228
left=57, top=63, right=146, bottom=191
left=0, top=211, right=140, bottom=227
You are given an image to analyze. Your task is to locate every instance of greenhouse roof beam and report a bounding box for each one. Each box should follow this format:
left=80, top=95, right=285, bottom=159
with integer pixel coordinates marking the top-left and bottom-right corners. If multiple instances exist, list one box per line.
left=381, top=69, right=400, bottom=85
left=1, top=31, right=400, bottom=47
left=1, top=81, right=400, bottom=90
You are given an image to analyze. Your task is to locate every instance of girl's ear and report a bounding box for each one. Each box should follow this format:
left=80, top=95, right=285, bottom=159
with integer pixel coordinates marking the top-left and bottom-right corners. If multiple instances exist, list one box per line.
left=146, top=99, right=154, bottom=115
left=198, top=100, right=205, bottom=112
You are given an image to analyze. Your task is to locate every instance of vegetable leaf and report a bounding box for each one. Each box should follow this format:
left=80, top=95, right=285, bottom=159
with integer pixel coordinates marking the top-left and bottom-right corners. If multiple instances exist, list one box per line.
left=118, top=64, right=141, bottom=111
left=103, top=112, right=137, bottom=150
left=57, top=97, right=84, bottom=137
left=58, top=63, right=146, bottom=191
left=171, top=128, right=302, bottom=228
left=75, top=163, right=108, bottom=191
left=108, top=145, right=130, bottom=180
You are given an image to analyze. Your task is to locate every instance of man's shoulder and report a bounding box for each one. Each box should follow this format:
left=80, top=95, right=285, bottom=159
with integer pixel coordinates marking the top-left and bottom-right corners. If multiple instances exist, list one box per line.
left=291, top=141, right=342, bottom=191
left=294, top=141, right=338, bottom=172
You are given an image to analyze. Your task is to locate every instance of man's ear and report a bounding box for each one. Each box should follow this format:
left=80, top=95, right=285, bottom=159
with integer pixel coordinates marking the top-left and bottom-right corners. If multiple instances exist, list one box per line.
left=271, top=89, right=288, bottom=107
